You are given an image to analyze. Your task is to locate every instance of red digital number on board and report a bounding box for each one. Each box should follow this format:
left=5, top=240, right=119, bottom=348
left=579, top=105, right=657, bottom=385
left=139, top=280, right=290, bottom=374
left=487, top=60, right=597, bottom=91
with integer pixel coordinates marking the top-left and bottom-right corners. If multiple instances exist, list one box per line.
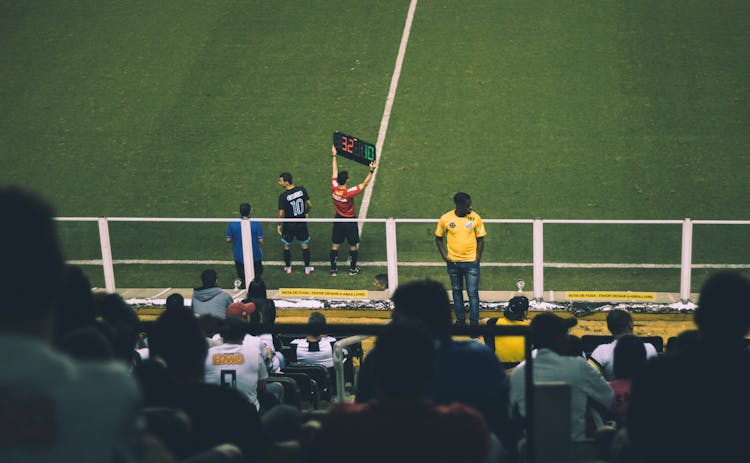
left=341, top=136, right=354, bottom=153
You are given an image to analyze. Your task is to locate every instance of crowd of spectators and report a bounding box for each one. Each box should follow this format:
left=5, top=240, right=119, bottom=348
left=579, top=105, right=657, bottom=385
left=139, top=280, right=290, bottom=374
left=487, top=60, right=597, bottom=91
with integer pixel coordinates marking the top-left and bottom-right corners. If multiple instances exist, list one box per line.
left=2, top=185, right=749, bottom=463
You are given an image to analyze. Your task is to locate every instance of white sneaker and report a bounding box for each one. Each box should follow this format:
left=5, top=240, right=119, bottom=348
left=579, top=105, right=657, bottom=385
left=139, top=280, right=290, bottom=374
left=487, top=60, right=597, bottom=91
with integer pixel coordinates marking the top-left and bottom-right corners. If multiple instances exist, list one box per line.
left=304, top=266, right=314, bottom=275
left=284, top=266, right=292, bottom=275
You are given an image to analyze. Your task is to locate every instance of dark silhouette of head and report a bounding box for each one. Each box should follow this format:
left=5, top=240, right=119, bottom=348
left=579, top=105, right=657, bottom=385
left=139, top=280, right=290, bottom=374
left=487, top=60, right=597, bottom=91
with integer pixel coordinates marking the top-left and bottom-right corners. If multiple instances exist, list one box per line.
left=307, top=311, right=327, bottom=338
left=565, top=334, right=585, bottom=358
left=95, top=292, right=140, bottom=366
left=337, top=171, right=349, bottom=185
left=245, top=278, right=273, bottom=326
left=0, top=187, right=64, bottom=334
left=531, top=312, right=577, bottom=351
left=669, top=329, right=702, bottom=353
left=239, top=202, right=251, bottom=217
left=606, top=309, right=634, bottom=338
left=247, top=278, right=268, bottom=300
left=200, top=269, right=218, bottom=288
left=694, top=271, right=750, bottom=346
left=613, top=334, right=647, bottom=379
left=59, top=324, right=114, bottom=361
left=54, top=264, right=96, bottom=345
left=197, top=314, right=223, bottom=339
left=149, top=308, right=208, bottom=383
left=454, top=192, right=471, bottom=206
left=219, top=317, right=246, bottom=344
left=165, top=293, right=185, bottom=311
left=279, top=172, right=293, bottom=184
left=391, top=279, right=452, bottom=338
left=374, top=321, right=434, bottom=400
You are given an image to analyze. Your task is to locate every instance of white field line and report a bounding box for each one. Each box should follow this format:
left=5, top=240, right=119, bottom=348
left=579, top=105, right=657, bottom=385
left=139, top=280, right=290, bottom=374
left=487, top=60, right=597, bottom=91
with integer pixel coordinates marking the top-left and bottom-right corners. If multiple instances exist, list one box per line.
left=67, top=259, right=750, bottom=269
left=150, top=287, right=173, bottom=298
left=357, top=0, right=418, bottom=236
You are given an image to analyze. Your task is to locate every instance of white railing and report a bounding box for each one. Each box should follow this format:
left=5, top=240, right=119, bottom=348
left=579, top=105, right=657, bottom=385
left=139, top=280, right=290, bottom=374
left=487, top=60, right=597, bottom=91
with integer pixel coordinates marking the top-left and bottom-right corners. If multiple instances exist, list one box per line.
left=55, top=216, right=750, bottom=303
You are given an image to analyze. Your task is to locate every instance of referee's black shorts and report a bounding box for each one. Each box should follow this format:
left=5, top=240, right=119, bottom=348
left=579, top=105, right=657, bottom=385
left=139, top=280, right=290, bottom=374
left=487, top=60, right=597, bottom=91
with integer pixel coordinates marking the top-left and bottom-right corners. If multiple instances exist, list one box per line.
left=331, top=215, right=359, bottom=245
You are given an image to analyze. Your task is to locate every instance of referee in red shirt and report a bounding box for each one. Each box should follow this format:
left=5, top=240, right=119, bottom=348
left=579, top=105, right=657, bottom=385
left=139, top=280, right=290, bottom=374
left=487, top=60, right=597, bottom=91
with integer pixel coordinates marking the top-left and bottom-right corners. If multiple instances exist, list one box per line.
left=329, top=145, right=376, bottom=276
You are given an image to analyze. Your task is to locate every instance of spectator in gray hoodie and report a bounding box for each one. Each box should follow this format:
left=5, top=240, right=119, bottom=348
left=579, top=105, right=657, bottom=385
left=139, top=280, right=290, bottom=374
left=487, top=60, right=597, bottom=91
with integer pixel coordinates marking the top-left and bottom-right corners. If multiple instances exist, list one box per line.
left=191, top=269, right=233, bottom=319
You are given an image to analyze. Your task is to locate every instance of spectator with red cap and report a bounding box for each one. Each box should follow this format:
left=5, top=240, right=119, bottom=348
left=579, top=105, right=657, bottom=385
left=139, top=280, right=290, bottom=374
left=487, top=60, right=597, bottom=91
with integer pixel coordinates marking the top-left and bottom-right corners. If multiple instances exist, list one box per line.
left=226, top=300, right=257, bottom=321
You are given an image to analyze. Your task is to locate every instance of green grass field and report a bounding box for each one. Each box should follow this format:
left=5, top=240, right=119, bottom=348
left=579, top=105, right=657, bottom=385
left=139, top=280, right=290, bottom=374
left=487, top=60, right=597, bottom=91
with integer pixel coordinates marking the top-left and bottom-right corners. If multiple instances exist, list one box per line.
left=2, top=1, right=749, bottom=294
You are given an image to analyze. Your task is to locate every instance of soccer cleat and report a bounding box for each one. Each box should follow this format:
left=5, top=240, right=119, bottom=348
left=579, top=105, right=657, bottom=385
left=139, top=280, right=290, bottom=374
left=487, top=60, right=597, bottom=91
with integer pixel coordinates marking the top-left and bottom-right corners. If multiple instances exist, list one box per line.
left=284, top=266, right=292, bottom=275
left=305, top=266, right=314, bottom=275
left=330, top=267, right=338, bottom=277
left=348, top=266, right=361, bottom=276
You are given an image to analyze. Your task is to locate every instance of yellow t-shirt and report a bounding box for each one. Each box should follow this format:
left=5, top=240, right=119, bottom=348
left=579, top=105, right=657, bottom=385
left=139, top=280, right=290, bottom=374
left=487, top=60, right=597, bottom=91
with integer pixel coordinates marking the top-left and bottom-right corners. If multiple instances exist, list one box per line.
left=491, top=317, right=530, bottom=364
left=435, top=210, right=487, bottom=262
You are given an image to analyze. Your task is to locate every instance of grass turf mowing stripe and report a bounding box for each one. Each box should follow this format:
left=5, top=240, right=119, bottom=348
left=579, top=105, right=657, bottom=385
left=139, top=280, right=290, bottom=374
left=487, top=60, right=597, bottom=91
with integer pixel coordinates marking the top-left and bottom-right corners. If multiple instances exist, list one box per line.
left=358, top=0, right=419, bottom=236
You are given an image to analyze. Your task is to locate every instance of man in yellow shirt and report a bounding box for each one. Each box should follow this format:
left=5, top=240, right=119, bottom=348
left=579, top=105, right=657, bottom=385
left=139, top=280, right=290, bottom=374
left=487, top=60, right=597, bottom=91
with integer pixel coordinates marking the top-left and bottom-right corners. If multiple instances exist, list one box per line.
left=435, top=192, right=486, bottom=330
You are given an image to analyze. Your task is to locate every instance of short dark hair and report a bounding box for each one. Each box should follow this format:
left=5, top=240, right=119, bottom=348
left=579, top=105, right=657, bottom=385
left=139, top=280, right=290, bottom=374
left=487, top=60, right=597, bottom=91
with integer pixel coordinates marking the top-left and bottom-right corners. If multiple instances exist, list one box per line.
left=239, top=203, right=251, bottom=217
left=54, top=265, right=96, bottom=343
left=391, top=279, right=452, bottom=337
left=219, top=317, right=246, bottom=343
left=606, top=309, right=633, bottom=336
left=613, top=334, right=647, bottom=379
left=95, top=292, right=140, bottom=365
left=307, top=311, right=327, bottom=337
left=197, top=314, right=223, bottom=338
left=165, top=293, right=185, bottom=311
left=247, top=278, right=268, bottom=300
left=279, top=172, right=292, bottom=183
left=695, top=271, right=750, bottom=342
left=337, top=171, right=349, bottom=185
left=149, top=308, right=208, bottom=381
left=454, top=192, right=471, bottom=205
left=374, top=321, right=434, bottom=399
left=0, top=187, right=64, bottom=320
left=201, top=269, right=218, bottom=288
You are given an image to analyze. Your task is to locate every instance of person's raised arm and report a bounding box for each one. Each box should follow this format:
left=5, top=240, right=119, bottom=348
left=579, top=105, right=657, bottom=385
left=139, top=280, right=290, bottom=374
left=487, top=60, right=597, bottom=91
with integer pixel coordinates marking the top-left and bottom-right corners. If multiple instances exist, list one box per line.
left=359, top=162, right=377, bottom=189
left=331, top=145, right=338, bottom=179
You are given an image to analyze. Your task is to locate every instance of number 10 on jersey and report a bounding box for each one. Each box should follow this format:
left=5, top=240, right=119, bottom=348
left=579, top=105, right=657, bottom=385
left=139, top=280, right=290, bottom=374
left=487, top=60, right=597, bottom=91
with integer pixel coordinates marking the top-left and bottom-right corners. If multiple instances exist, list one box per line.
left=333, top=131, right=377, bottom=166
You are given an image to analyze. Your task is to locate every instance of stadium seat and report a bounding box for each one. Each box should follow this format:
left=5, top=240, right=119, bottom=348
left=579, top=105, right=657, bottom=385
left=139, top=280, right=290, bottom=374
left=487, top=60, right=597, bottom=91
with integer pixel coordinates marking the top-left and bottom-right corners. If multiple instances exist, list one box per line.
left=273, top=371, right=320, bottom=410
left=266, top=376, right=302, bottom=410
left=639, top=335, right=664, bottom=353
left=283, top=363, right=332, bottom=403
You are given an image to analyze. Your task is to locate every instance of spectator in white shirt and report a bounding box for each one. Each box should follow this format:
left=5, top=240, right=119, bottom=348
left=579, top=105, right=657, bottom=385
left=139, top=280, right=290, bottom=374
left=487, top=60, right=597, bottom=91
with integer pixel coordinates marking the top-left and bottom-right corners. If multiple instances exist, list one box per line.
left=291, top=312, right=344, bottom=368
left=589, top=309, right=658, bottom=381
left=510, top=312, right=613, bottom=442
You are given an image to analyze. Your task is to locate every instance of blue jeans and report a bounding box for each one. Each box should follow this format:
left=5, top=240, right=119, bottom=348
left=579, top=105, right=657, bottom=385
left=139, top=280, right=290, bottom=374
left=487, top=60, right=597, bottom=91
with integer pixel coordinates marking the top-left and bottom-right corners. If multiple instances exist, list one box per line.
left=447, top=261, right=480, bottom=326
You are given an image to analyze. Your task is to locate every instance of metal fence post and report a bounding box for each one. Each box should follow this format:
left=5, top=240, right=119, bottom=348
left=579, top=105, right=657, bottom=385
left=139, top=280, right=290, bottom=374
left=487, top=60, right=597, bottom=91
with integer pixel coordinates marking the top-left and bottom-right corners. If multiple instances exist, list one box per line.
left=680, top=218, right=693, bottom=303
left=533, top=218, right=544, bottom=302
left=97, top=217, right=116, bottom=293
left=240, top=218, right=255, bottom=290
left=385, top=217, right=399, bottom=296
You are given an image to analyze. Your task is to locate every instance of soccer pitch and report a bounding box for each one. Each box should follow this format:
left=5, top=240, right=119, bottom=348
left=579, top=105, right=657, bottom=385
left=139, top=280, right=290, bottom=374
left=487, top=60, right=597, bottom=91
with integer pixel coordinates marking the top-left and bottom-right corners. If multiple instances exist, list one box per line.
left=2, top=1, right=748, bottom=294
